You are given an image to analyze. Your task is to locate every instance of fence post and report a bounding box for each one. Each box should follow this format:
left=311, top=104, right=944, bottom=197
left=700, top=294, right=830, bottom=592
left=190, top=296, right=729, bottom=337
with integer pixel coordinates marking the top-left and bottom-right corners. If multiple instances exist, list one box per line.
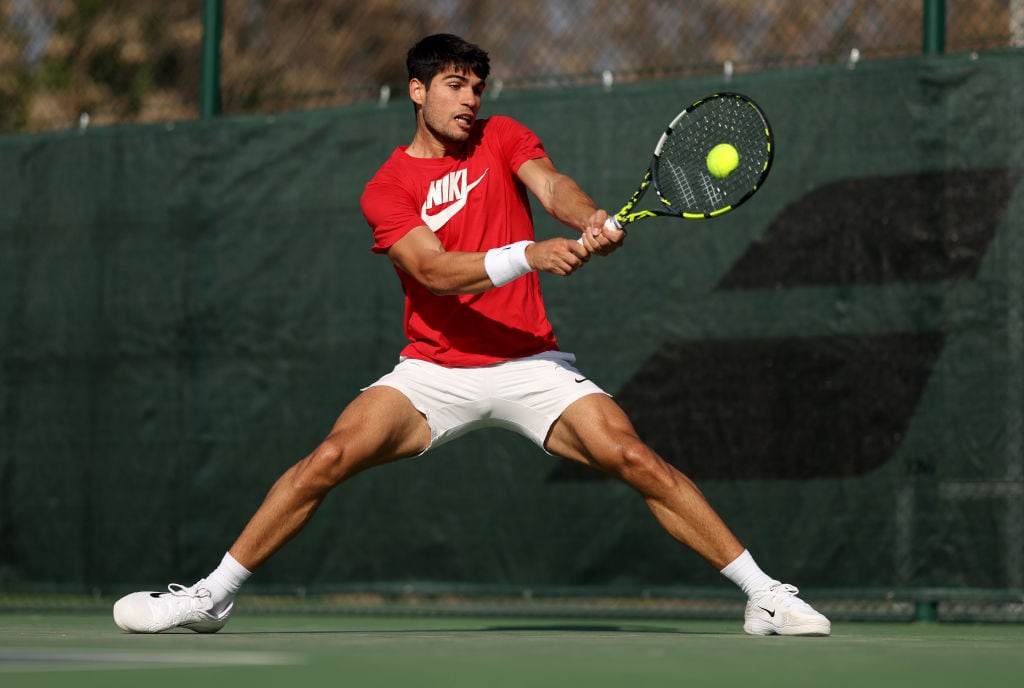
left=923, top=0, right=946, bottom=55
left=201, top=0, right=223, bottom=117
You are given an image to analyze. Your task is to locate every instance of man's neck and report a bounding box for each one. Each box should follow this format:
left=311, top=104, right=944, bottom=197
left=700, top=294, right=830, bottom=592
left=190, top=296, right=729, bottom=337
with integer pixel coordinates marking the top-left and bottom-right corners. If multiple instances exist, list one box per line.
left=406, top=131, right=465, bottom=159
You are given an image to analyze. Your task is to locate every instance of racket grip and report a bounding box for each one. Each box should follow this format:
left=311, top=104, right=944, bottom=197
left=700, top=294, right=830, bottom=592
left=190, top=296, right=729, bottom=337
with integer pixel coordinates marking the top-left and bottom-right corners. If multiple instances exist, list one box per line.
left=577, top=216, right=623, bottom=244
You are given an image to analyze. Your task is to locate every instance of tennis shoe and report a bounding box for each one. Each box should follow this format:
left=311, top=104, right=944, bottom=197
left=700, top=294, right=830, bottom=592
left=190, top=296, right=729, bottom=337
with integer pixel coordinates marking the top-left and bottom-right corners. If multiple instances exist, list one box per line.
left=113, top=580, right=233, bottom=633
left=743, top=581, right=830, bottom=636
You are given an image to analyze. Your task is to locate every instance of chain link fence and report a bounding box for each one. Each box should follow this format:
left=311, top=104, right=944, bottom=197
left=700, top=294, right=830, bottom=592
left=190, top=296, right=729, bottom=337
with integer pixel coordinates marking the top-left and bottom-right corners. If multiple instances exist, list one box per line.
left=2, top=1, right=1023, bottom=132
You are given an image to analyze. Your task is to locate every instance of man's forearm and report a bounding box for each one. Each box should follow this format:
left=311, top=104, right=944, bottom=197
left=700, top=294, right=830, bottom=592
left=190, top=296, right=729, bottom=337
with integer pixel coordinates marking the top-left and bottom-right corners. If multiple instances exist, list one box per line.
left=543, top=173, right=600, bottom=233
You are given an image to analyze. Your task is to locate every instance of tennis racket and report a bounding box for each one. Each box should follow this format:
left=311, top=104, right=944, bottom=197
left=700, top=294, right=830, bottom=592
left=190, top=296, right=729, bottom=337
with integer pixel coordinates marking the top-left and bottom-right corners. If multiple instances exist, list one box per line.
left=584, top=92, right=773, bottom=240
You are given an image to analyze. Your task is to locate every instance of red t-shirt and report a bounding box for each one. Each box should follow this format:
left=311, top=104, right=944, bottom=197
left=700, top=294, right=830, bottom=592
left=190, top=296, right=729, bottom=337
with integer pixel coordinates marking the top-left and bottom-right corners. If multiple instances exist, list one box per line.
left=361, top=116, right=560, bottom=367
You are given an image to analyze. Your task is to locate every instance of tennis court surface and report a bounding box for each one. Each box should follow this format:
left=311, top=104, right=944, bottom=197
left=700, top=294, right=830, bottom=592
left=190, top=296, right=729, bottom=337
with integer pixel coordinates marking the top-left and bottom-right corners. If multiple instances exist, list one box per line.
left=2, top=613, right=1022, bottom=688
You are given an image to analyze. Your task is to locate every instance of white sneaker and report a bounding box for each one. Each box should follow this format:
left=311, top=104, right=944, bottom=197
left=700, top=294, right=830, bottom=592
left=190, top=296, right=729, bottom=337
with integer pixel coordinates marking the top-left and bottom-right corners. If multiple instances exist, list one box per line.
left=113, top=580, right=233, bottom=633
left=744, top=581, right=831, bottom=636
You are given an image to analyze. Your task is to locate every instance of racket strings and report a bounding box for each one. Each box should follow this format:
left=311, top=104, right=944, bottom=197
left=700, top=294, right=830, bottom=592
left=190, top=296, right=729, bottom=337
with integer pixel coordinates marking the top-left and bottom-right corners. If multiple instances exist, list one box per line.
left=656, top=96, right=771, bottom=215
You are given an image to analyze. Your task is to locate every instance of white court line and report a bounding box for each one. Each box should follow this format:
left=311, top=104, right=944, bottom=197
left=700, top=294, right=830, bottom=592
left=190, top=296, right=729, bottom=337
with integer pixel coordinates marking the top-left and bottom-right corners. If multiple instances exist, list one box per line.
left=0, top=648, right=300, bottom=673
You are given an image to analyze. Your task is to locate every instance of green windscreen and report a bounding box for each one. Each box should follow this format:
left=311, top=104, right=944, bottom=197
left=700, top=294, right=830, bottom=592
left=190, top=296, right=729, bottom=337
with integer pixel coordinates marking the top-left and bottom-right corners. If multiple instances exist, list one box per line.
left=2, top=53, right=1023, bottom=599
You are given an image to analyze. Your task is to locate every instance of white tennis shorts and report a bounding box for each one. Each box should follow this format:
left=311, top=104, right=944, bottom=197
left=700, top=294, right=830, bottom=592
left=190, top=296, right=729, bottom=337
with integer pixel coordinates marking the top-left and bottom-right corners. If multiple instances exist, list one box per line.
left=366, top=351, right=608, bottom=454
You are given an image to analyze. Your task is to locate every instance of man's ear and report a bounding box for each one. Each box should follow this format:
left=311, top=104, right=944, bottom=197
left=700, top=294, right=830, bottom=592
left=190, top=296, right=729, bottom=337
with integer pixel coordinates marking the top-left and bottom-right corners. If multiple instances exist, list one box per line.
left=409, top=78, right=426, bottom=106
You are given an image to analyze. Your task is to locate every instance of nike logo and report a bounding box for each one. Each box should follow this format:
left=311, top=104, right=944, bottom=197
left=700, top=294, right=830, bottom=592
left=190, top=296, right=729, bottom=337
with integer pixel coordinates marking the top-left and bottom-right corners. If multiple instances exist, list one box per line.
left=149, top=592, right=168, bottom=598
left=757, top=606, right=776, bottom=617
left=421, top=168, right=488, bottom=232
left=574, top=378, right=589, bottom=383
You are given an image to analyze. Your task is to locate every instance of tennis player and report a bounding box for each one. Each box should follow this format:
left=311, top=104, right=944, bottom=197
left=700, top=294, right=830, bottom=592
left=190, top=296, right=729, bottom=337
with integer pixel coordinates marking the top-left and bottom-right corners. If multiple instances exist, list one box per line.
left=113, top=33, right=830, bottom=637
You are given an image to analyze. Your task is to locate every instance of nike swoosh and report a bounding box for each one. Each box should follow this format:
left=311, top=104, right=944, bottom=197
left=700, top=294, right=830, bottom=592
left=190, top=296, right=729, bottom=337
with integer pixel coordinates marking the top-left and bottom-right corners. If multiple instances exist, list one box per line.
left=150, top=592, right=168, bottom=598
left=421, top=170, right=488, bottom=232
left=574, top=378, right=589, bottom=383
left=758, top=606, right=776, bottom=617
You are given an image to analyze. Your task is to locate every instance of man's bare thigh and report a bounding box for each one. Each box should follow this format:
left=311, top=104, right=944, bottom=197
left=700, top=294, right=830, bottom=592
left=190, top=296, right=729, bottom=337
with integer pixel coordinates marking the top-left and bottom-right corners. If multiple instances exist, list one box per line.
left=544, top=392, right=638, bottom=465
left=330, top=385, right=432, bottom=463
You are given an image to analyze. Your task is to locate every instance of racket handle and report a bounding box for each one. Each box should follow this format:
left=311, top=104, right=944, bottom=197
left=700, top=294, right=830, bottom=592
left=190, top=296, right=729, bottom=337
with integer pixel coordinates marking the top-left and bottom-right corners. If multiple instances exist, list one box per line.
left=577, top=216, right=623, bottom=244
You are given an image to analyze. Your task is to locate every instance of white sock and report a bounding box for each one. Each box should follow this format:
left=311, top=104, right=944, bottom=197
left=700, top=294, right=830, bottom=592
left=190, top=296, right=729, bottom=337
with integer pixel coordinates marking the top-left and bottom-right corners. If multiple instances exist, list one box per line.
left=720, top=549, right=776, bottom=598
left=203, top=552, right=251, bottom=612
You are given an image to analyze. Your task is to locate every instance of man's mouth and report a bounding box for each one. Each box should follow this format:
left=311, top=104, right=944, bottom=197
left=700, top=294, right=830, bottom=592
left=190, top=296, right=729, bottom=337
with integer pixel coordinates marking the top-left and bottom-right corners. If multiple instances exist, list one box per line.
left=455, top=114, right=473, bottom=128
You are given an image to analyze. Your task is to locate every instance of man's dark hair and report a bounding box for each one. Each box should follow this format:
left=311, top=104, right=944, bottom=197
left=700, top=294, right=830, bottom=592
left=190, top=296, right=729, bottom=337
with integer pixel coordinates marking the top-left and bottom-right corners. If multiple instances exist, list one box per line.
left=406, top=34, right=490, bottom=85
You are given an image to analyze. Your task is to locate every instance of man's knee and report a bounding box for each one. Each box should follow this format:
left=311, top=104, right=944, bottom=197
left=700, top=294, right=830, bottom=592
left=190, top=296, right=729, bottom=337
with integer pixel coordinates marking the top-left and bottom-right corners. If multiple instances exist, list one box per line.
left=608, top=438, right=677, bottom=493
left=292, top=435, right=351, bottom=494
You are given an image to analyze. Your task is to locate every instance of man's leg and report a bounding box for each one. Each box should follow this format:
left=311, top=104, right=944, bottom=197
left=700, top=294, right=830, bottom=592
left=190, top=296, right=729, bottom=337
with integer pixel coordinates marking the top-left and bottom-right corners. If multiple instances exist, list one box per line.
left=545, top=393, right=830, bottom=636
left=113, top=386, right=431, bottom=633
left=228, top=386, right=431, bottom=571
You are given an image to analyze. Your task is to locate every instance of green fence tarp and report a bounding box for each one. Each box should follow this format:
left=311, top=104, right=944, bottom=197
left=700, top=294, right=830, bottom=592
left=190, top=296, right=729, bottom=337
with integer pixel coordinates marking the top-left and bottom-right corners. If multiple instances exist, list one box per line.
left=2, top=53, right=1023, bottom=594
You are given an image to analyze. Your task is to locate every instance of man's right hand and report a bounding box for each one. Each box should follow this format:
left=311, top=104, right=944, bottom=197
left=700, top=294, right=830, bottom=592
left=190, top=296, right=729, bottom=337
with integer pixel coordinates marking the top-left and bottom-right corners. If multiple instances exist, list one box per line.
left=525, top=237, right=591, bottom=276
left=579, top=211, right=626, bottom=256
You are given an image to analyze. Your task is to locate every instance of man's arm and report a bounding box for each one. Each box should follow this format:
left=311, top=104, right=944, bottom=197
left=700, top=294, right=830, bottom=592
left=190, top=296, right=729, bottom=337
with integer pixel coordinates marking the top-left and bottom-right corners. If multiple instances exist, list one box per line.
left=386, top=225, right=591, bottom=296
left=385, top=156, right=622, bottom=296
left=516, top=157, right=625, bottom=254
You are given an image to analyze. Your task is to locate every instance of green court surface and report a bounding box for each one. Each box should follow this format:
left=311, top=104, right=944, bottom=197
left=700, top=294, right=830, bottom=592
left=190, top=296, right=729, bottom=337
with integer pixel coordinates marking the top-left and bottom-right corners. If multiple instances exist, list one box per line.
left=2, top=614, right=1022, bottom=688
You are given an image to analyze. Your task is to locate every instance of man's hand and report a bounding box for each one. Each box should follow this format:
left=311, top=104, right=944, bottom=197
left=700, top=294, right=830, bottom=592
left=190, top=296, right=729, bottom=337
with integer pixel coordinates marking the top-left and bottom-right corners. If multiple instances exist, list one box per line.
left=525, top=237, right=591, bottom=276
left=579, top=210, right=626, bottom=256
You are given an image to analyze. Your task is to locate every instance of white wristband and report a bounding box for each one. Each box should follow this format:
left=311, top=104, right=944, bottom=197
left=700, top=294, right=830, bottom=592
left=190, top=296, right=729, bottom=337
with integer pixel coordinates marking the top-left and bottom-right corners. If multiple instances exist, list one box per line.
left=484, top=240, right=534, bottom=287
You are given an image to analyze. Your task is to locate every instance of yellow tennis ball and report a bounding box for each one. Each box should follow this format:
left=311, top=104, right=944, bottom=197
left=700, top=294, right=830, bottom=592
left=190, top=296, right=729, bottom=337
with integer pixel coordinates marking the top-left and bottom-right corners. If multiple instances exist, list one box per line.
left=706, top=143, right=739, bottom=178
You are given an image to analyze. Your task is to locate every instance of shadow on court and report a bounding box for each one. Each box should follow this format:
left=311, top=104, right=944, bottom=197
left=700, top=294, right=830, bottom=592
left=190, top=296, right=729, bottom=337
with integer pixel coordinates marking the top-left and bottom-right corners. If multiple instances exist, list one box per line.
left=215, top=622, right=720, bottom=635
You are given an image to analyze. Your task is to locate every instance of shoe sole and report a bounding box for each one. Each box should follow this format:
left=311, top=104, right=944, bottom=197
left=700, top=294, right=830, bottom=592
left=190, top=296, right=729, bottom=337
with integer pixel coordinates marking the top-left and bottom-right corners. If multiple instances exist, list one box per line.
left=779, top=622, right=831, bottom=636
left=744, top=620, right=831, bottom=636
left=182, top=620, right=228, bottom=633
left=114, top=617, right=228, bottom=634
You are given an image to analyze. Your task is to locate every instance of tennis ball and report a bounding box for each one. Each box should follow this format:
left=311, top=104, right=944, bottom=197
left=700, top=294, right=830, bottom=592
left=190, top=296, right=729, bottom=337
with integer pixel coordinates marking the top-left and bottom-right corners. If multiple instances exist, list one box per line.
left=707, top=143, right=739, bottom=178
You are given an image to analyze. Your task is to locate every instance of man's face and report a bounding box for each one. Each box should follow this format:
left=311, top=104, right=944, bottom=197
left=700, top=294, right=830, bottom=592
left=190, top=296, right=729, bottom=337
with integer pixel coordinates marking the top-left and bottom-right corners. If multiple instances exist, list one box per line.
left=415, top=68, right=485, bottom=146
